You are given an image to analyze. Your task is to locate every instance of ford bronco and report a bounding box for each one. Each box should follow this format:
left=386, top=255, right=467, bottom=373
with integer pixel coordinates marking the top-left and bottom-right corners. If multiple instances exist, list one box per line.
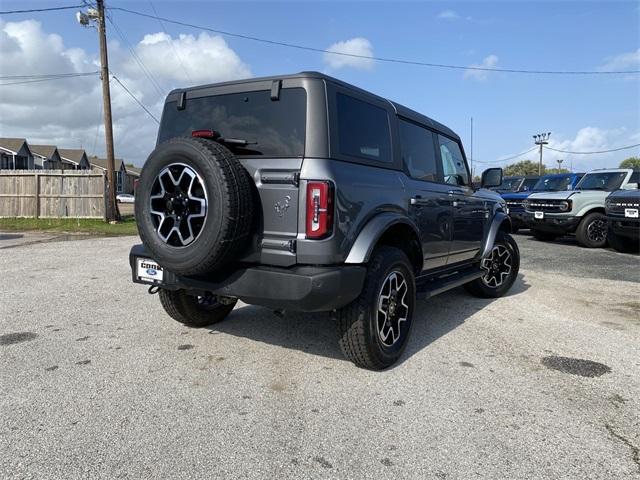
left=130, top=72, right=519, bottom=370
left=523, top=168, right=639, bottom=247
left=502, top=172, right=583, bottom=232
left=606, top=189, right=640, bottom=253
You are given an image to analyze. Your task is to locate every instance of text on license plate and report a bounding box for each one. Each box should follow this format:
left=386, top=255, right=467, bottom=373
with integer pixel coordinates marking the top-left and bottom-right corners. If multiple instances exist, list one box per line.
left=534, top=211, right=544, bottom=219
left=625, top=208, right=639, bottom=218
left=137, top=258, right=163, bottom=283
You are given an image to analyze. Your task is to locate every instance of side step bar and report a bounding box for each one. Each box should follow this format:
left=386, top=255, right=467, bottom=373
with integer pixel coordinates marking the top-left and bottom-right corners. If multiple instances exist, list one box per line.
left=417, top=268, right=483, bottom=299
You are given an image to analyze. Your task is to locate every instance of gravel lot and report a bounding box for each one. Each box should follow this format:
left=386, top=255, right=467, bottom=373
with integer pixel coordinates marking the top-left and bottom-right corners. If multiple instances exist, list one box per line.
left=1, top=233, right=639, bottom=479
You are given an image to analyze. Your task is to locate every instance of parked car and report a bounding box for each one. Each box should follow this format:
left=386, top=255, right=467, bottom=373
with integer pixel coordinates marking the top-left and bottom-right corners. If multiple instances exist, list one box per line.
left=523, top=168, right=639, bottom=247
left=491, top=175, right=540, bottom=194
left=129, top=72, right=520, bottom=370
left=605, top=189, right=640, bottom=253
left=502, top=172, right=584, bottom=232
left=116, top=193, right=135, bottom=203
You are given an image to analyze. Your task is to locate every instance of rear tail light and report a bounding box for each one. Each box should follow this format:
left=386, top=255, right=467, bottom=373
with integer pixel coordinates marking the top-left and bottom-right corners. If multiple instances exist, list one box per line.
left=306, top=181, right=334, bottom=239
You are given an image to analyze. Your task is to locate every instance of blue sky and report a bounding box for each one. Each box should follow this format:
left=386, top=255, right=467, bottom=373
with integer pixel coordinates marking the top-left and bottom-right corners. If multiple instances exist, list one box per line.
left=1, top=1, right=638, bottom=169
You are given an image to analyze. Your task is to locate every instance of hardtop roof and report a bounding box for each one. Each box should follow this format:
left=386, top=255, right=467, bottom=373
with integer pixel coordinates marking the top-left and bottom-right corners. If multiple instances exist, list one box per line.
left=168, top=71, right=460, bottom=141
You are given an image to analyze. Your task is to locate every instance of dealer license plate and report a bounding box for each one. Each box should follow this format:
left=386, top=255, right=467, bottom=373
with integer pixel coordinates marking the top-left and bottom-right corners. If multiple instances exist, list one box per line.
left=136, top=258, right=164, bottom=283
left=625, top=208, right=639, bottom=218
left=534, top=211, right=544, bottom=219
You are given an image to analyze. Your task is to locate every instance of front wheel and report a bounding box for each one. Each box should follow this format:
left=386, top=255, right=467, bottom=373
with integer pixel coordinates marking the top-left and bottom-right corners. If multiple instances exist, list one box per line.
left=159, top=289, right=237, bottom=327
left=575, top=212, right=608, bottom=248
left=464, top=232, right=520, bottom=298
left=336, top=246, right=416, bottom=370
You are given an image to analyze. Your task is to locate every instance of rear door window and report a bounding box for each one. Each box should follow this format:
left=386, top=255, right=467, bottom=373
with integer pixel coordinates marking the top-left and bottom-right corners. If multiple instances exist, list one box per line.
left=398, top=119, right=438, bottom=182
left=336, top=93, right=392, bottom=163
left=158, top=88, right=306, bottom=157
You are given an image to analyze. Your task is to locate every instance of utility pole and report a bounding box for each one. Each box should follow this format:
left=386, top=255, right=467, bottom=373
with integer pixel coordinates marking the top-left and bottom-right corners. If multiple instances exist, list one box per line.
left=76, top=1, right=119, bottom=222
left=533, top=132, right=551, bottom=176
left=470, top=117, right=474, bottom=179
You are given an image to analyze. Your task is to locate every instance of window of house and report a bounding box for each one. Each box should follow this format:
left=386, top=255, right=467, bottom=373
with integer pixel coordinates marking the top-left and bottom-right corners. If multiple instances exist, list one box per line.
left=437, top=135, right=469, bottom=186
left=399, top=119, right=438, bottom=182
left=336, top=93, right=392, bottom=163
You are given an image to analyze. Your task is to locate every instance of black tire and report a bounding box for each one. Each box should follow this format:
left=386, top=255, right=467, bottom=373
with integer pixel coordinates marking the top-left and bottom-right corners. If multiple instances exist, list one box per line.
left=464, top=232, right=520, bottom=298
left=575, top=212, right=608, bottom=248
left=336, top=246, right=416, bottom=370
left=531, top=229, right=558, bottom=242
left=135, top=137, right=254, bottom=275
left=607, top=228, right=639, bottom=253
left=159, top=289, right=236, bottom=327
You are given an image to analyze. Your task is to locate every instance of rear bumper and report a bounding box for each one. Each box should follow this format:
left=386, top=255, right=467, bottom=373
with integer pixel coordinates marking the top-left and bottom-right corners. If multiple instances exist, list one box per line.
left=129, top=244, right=366, bottom=312
left=525, top=213, right=581, bottom=234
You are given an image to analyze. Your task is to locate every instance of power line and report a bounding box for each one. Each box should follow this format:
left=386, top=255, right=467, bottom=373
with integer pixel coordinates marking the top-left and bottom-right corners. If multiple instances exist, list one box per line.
left=0, top=5, right=84, bottom=14
left=106, top=14, right=166, bottom=100
left=148, top=0, right=193, bottom=84
left=111, top=74, right=160, bottom=124
left=545, top=143, right=640, bottom=154
left=474, top=146, right=538, bottom=165
left=0, top=72, right=99, bottom=79
left=0, top=71, right=99, bottom=86
left=109, top=6, right=640, bottom=76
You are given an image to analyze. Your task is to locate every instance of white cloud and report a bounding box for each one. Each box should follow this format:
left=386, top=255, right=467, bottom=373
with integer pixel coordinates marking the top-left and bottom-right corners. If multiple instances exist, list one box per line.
left=599, top=48, right=640, bottom=71
left=0, top=19, right=251, bottom=165
left=437, top=10, right=459, bottom=20
left=323, top=37, right=374, bottom=70
left=544, top=127, right=640, bottom=171
left=463, top=54, right=499, bottom=81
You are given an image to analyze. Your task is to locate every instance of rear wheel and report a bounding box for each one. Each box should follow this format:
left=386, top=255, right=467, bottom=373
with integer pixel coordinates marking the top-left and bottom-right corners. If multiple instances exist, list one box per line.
left=531, top=229, right=558, bottom=242
left=465, top=232, right=520, bottom=298
left=336, top=246, right=416, bottom=370
left=159, top=289, right=237, bottom=327
left=575, top=212, right=608, bottom=248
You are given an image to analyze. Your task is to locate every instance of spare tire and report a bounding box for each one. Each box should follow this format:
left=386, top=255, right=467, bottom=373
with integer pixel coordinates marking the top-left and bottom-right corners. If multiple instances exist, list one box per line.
left=135, top=137, right=254, bottom=275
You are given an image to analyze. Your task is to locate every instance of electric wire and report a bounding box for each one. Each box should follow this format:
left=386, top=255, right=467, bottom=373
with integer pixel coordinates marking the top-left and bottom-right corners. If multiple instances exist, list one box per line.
left=108, top=6, right=640, bottom=75
left=0, top=5, right=84, bottom=14
left=544, top=143, right=640, bottom=154
left=0, top=71, right=99, bottom=86
left=111, top=74, right=160, bottom=124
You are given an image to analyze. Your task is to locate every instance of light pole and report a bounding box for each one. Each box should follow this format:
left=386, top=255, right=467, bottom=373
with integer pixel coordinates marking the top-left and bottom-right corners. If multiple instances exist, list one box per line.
left=556, top=158, right=564, bottom=171
left=533, top=132, right=551, bottom=176
left=76, top=1, right=119, bottom=222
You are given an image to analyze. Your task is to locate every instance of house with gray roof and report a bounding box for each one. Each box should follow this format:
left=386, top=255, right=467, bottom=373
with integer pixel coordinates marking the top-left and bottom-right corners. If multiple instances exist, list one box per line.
left=88, top=155, right=133, bottom=193
left=0, top=138, right=34, bottom=169
left=58, top=148, right=91, bottom=170
left=30, top=144, right=63, bottom=170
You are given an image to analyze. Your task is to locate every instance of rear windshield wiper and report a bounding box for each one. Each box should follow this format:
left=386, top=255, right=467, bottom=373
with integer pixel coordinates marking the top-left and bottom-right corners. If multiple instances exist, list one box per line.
left=219, top=137, right=258, bottom=147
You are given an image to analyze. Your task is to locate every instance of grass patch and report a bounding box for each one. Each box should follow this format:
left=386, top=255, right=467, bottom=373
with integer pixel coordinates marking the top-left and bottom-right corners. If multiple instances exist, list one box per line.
left=0, top=216, right=138, bottom=236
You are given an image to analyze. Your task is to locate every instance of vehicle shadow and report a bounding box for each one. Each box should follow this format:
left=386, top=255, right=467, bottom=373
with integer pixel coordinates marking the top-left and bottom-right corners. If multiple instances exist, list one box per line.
left=206, top=273, right=530, bottom=368
left=0, top=233, right=24, bottom=241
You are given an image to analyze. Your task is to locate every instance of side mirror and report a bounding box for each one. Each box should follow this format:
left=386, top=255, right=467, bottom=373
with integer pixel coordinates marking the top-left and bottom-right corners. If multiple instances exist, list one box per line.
left=481, top=168, right=503, bottom=188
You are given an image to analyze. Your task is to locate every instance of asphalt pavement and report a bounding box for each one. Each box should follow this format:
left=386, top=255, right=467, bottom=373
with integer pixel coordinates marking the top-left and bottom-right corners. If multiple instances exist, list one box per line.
left=1, top=232, right=639, bottom=479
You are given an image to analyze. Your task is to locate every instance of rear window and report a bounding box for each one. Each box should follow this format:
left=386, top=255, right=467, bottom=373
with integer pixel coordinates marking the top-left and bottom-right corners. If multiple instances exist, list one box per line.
left=336, top=93, right=392, bottom=163
left=158, top=88, right=306, bottom=157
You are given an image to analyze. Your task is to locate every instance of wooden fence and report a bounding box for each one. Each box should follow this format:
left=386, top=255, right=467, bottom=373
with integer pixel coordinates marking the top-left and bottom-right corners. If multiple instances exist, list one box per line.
left=0, top=170, right=106, bottom=219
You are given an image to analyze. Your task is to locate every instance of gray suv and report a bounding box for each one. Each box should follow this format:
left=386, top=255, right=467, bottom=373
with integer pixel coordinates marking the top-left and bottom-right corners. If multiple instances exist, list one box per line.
left=130, top=72, right=519, bottom=369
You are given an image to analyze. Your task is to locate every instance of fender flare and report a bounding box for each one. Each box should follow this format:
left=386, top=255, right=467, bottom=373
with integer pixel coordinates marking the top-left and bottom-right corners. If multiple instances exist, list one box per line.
left=344, top=212, right=422, bottom=264
left=479, top=211, right=511, bottom=258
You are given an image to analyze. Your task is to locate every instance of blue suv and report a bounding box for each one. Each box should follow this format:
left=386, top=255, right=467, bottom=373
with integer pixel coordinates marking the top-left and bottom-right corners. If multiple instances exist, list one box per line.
left=502, top=173, right=584, bottom=232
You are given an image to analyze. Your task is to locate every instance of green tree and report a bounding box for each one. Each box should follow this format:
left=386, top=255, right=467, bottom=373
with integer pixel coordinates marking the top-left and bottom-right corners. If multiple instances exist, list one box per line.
left=503, top=160, right=545, bottom=176
left=619, top=157, right=640, bottom=169
left=545, top=167, right=570, bottom=174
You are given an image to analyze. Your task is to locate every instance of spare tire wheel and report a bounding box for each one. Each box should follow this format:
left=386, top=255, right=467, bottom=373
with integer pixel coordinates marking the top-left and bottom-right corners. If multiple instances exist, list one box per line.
left=135, top=137, right=253, bottom=275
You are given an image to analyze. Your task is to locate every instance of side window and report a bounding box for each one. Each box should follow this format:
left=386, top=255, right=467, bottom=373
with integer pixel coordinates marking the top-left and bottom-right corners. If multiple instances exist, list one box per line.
left=336, top=93, right=392, bottom=163
left=629, top=171, right=639, bottom=187
left=398, top=119, right=438, bottom=182
left=437, top=134, right=469, bottom=186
